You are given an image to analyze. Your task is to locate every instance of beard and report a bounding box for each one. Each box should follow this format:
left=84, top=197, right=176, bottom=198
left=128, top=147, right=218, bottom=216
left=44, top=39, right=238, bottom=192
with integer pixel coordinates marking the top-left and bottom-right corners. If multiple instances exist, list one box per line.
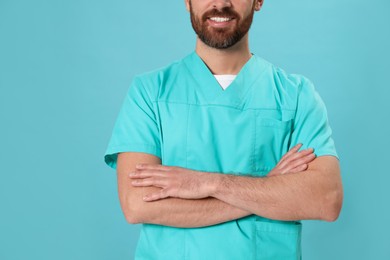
left=189, top=1, right=255, bottom=49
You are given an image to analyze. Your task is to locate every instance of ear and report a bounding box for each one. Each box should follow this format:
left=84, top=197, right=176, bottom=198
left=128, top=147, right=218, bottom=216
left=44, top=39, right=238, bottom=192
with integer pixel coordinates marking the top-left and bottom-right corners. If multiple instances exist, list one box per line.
left=254, top=0, right=264, bottom=11
left=185, top=0, right=190, bottom=12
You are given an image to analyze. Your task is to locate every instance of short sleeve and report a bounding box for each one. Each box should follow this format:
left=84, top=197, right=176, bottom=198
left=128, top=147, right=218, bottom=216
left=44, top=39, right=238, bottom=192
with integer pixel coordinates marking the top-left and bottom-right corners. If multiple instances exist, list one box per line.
left=104, top=77, right=161, bottom=169
left=289, top=77, right=338, bottom=159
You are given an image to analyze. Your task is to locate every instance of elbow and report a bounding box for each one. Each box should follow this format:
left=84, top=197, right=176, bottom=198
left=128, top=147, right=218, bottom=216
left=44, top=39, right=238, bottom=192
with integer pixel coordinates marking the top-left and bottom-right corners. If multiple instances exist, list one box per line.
left=125, top=209, right=142, bottom=224
left=122, top=196, right=144, bottom=224
left=120, top=188, right=158, bottom=225
left=321, top=187, right=343, bottom=222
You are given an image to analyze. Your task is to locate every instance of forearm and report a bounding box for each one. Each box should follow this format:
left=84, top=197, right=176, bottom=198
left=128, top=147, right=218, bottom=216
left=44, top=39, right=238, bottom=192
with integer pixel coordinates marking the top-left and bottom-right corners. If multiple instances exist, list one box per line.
left=210, top=157, right=343, bottom=221
left=127, top=187, right=251, bottom=228
left=127, top=148, right=342, bottom=223
left=211, top=172, right=319, bottom=221
left=116, top=152, right=251, bottom=228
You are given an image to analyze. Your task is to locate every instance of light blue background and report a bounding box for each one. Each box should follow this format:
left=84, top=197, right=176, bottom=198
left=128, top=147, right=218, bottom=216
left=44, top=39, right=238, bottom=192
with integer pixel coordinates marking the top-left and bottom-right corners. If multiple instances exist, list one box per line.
left=1, top=0, right=389, bottom=259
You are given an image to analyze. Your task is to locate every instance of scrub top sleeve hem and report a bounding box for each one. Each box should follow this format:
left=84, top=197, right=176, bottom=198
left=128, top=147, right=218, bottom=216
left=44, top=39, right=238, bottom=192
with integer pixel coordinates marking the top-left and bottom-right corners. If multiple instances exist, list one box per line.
left=314, top=151, right=340, bottom=161
left=104, top=143, right=162, bottom=170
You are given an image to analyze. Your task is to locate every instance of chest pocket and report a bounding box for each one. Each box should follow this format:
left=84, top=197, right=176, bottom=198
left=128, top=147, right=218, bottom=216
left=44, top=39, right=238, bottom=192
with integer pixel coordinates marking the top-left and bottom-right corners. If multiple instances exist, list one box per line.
left=253, top=116, right=293, bottom=175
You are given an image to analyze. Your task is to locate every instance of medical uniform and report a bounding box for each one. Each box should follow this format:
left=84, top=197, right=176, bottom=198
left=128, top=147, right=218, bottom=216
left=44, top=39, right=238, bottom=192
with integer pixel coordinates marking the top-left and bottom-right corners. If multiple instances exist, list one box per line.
left=104, top=51, right=338, bottom=260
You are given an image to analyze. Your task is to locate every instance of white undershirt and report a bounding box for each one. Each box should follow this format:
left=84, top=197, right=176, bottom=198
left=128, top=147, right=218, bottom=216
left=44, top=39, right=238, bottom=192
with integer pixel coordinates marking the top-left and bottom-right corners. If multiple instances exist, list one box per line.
left=214, top=75, right=237, bottom=90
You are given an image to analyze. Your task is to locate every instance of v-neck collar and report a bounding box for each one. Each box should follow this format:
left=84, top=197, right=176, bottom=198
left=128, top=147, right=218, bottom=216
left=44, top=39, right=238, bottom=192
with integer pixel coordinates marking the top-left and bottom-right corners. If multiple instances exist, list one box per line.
left=183, top=51, right=267, bottom=109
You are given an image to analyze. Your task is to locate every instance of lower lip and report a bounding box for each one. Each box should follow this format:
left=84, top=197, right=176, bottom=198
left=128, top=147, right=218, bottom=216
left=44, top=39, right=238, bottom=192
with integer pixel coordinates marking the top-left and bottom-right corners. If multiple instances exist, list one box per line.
left=207, top=18, right=234, bottom=28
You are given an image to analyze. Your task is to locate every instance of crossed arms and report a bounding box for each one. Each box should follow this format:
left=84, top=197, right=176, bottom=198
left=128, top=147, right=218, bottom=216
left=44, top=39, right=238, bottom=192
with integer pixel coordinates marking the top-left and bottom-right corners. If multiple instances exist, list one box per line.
left=116, top=145, right=343, bottom=228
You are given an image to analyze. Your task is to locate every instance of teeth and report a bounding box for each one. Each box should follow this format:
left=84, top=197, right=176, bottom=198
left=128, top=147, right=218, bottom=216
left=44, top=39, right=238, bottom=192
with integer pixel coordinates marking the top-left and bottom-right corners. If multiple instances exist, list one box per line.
left=209, top=17, right=232, bottom=23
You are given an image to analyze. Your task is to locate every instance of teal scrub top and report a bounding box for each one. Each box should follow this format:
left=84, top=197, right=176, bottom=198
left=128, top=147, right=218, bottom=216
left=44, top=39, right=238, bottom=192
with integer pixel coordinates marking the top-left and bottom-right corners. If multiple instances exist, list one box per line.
left=104, top=52, right=338, bottom=260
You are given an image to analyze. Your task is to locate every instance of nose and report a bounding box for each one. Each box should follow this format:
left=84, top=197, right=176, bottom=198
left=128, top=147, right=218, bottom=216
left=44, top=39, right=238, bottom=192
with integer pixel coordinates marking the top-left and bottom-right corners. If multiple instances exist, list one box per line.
left=212, top=0, right=232, bottom=10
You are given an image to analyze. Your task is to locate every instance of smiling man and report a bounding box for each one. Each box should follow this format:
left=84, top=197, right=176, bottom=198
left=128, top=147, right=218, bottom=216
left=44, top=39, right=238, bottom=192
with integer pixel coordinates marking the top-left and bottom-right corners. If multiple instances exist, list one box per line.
left=104, top=0, right=343, bottom=259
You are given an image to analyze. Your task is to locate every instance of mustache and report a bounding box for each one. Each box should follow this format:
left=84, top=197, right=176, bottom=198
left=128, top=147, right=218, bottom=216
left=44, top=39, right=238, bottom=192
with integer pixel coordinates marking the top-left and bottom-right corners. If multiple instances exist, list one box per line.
left=202, top=7, right=239, bottom=21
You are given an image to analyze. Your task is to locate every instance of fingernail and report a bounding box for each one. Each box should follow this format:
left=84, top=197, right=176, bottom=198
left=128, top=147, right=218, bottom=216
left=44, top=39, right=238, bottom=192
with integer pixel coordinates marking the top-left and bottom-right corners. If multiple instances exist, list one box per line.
left=129, top=171, right=136, bottom=177
left=136, top=164, right=143, bottom=169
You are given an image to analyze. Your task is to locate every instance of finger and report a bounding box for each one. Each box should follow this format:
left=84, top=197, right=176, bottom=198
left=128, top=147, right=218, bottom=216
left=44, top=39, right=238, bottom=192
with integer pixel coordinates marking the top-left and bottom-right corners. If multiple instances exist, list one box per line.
left=143, top=189, right=170, bottom=202
left=287, top=163, right=308, bottom=174
left=129, top=170, right=168, bottom=179
left=277, top=144, right=302, bottom=166
left=283, top=153, right=316, bottom=173
left=286, top=148, right=314, bottom=163
left=281, top=143, right=302, bottom=160
left=131, top=177, right=168, bottom=188
left=267, top=170, right=279, bottom=177
left=135, top=164, right=172, bottom=171
left=278, top=148, right=314, bottom=169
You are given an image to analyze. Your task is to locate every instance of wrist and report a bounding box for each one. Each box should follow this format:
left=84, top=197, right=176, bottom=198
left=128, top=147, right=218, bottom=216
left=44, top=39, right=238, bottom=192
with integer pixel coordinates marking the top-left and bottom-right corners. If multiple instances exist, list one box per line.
left=205, top=172, right=224, bottom=197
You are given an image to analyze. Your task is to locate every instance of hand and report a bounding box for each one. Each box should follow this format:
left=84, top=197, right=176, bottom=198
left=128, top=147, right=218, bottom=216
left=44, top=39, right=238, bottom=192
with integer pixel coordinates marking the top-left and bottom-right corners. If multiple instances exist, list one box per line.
left=268, top=143, right=315, bottom=177
left=129, top=143, right=314, bottom=201
left=129, top=164, right=214, bottom=202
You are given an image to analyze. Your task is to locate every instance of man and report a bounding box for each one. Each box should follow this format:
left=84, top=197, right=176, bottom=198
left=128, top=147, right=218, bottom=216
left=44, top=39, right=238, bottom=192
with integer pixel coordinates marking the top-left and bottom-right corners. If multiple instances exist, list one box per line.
left=104, top=0, right=343, bottom=259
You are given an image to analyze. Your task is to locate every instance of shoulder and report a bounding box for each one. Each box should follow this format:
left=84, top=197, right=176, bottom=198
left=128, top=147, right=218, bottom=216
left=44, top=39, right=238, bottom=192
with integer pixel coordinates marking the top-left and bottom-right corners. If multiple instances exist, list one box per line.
left=252, top=55, right=317, bottom=110
left=135, top=57, right=184, bottom=86
left=255, top=55, right=313, bottom=92
left=256, top=56, right=317, bottom=99
left=129, top=55, right=188, bottom=101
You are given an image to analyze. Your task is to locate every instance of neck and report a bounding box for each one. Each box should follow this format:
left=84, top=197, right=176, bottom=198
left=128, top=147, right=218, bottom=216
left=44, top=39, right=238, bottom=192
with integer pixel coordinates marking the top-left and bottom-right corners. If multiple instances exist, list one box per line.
left=195, top=34, right=252, bottom=75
